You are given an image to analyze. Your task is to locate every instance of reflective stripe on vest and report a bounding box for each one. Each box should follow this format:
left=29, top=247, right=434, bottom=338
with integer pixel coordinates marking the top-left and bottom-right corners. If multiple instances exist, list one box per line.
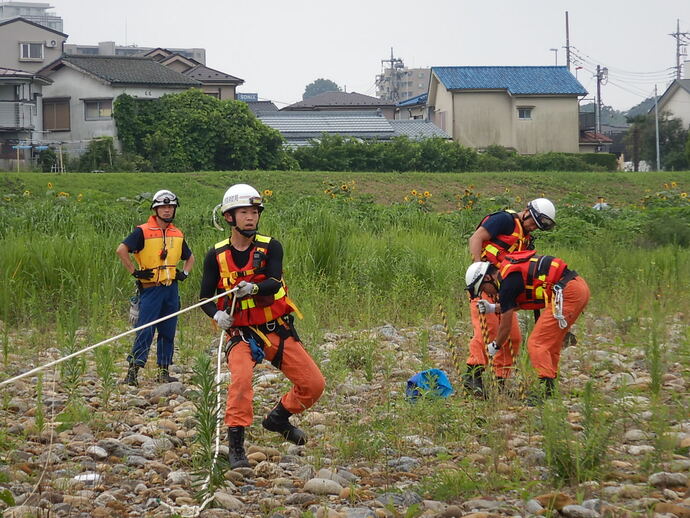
left=133, top=215, right=184, bottom=286
left=214, top=234, right=296, bottom=326
left=480, top=210, right=529, bottom=266
left=499, top=253, right=567, bottom=310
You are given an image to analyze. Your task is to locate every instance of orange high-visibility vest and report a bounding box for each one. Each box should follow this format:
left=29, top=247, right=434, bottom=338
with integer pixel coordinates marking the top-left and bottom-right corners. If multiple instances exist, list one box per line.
left=214, top=234, right=297, bottom=326
left=480, top=210, right=531, bottom=266
left=133, top=216, right=184, bottom=286
left=499, top=250, right=567, bottom=310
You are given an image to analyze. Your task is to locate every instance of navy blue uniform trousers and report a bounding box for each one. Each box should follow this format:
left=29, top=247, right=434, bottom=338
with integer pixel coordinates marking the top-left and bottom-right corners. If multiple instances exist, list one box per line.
left=127, top=283, right=180, bottom=367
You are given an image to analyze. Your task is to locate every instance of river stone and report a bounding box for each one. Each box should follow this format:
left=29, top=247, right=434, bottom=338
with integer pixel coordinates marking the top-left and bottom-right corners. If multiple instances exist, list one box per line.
left=654, top=503, right=690, bottom=518
left=304, top=477, right=343, bottom=495
left=148, top=382, right=186, bottom=403
left=316, top=468, right=349, bottom=486
left=141, top=437, right=174, bottom=459
left=526, top=499, right=544, bottom=514
left=376, top=491, right=422, bottom=507
left=285, top=492, right=319, bottom=505
left=213, top=491, right=244, bottom=511
left=166, top=470, right=191, bottom=486
left=2, top=506, right=42, bottom=518
left=341, top=509, right=377, bottom=518
left=648, top=472, right=688, bottom=488
left=463, top=499, right=502, bottom=511
left=97, top=438, right=137, bottom=458
left=85, top=445, right=108, bottom=460
left=121, top=433, right=151, bottom=446
left=561, top=505, right=599, bottom=518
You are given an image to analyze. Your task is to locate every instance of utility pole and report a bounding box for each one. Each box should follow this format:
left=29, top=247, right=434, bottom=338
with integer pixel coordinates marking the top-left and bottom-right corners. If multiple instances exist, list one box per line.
left=595, top=65, right=608, bottom=134
left=565, top=11, right=571, bottom=71
left=654, top=85, right=661, bottom=171
left=670, top=19, right=689, bottom=80
left=379, top=47, right=404, bottom=101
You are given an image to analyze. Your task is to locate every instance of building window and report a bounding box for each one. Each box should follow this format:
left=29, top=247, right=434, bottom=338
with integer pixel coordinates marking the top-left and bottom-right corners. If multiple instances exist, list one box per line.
left=84, top=99, right=112, bottom=120
left=19, top=42, right=44, bottom=61
left=43, top=99, right=70, bottom=131
left=518, top=107, right=533, bottom=120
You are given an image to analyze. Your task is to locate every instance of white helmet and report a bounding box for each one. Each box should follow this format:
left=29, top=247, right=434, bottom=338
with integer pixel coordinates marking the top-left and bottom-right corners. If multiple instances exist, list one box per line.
left=465, top=261, right=491, bottom=299
left=220, top=184, right=264, bottom=215
left=527, top=198, right=556, bottom=230
left=151, top=189, right=179, bottom=209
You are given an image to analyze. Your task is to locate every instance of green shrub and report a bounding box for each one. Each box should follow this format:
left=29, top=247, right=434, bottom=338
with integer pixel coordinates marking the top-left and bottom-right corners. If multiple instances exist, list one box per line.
left=580, top=152, right=617, bottom=171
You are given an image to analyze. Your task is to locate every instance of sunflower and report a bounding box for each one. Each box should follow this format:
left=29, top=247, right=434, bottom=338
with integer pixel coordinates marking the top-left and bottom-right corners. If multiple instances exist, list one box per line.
left=263, top=189, right=273, bottom=197
left=341, top=184, right=349, bottom=191
left=47, top=182, right=53, bottom=189
left=681, top=192, right=688, bottom=198
left=424, top=191, right=431, bottom=197
left=23, top=190, right=31, bottom=197
left=411, top=189, right=418, bottom=196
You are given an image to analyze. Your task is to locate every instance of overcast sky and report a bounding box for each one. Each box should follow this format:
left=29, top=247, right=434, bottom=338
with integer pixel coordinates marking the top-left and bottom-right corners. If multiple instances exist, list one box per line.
left=47, top=0, right=689, bottom=111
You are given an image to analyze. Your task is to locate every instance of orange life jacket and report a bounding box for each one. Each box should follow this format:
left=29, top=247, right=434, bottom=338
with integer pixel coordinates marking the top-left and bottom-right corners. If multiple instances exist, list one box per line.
left=480, top=210, right=532, bottom=266
left=133, top=216, right=184, bottom=286
left=214, top=234, right=298, bottom=327
left=499, top=250, right=567, bottom=310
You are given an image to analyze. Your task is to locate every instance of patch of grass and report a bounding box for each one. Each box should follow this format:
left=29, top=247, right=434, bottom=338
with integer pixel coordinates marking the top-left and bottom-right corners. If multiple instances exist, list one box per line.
left=541, top=381, right=619, bottom=483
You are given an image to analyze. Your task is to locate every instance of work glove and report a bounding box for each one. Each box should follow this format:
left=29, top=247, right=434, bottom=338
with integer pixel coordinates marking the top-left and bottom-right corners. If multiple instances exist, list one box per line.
left=213, top=310, right=234, bottom=330
left=235, top=280, right=258, bottom=298
left=476, top=300, right=496, bottom=315
left=487, top=341, right=501, bottom=358
left=175, top=269, right=189, bottom=281
left=132, top=268, right=154, bottom=280
left=128, top=296, right=140, bottom=327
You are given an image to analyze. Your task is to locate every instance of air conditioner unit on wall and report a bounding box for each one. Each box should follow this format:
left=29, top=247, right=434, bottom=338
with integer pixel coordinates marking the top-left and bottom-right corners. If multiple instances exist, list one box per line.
left=45, top=40, right=57, bottom=48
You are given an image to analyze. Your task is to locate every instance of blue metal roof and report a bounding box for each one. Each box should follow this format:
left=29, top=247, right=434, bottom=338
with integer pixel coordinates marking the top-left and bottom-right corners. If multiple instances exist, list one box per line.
left=432, top=66, right=587, bottom=95
left=397, top=92, right=427, bottom=107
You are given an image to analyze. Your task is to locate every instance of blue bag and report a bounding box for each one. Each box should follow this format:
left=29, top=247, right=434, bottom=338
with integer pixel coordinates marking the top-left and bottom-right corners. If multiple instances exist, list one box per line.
left=406, top=368, right=454, bottom=401
left=247, top=335, right=265, bottom=363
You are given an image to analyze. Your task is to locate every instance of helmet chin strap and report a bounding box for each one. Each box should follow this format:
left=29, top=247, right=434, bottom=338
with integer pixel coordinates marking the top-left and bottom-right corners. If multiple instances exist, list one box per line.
left=237, top=227, right=257, bottom=238
left=156, top=208, right=175, bottom=223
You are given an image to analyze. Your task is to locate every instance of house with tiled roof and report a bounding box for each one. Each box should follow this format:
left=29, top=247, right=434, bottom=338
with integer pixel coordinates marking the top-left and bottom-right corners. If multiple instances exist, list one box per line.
left=282, top=91, right=396, bottom=119
left=142, top=48, right=244, bottom=101
left=37, top=55, right=201, bottom=149
left=428, top=66, right=587, bottom=154
left=395, top=92, right=428, bottom=120
left=257, top=110, right=449, bottom=148
left=653, top=63, right=690, bottom=130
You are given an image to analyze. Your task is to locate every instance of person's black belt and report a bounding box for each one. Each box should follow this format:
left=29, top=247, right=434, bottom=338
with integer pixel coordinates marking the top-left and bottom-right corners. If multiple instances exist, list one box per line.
left=556, top=269, right=578, bottom=289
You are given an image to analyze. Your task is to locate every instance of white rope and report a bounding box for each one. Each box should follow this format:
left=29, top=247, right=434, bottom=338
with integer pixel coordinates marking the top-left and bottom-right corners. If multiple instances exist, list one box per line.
left=158, top=291, right=238, bottom=517
left=552, top=286, right=568, bottom=329
left=0, top=288, right=237, bottom=389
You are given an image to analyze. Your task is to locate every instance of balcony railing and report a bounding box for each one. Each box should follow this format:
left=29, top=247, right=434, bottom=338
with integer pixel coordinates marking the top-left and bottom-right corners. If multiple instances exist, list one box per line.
left=0, top=102, right=35, bottom=130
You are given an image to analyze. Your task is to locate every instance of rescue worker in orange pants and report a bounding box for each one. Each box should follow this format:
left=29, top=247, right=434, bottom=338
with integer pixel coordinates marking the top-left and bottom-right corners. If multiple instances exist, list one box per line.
left=465, top=251, right=590, bottom=405
left=463, top=198, right=556, bottom=396
left=198, top=184, right=325, bottom=469
left=117, top=190, right=195, bottom=386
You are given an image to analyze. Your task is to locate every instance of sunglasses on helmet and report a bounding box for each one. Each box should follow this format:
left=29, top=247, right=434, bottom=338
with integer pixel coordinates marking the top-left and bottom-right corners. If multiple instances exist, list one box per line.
left=535, top=214, right=555, bottom=231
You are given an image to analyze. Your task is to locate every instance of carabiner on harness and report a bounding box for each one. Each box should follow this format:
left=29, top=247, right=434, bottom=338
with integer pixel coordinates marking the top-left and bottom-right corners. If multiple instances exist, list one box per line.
left=552, top=284, right=568, bottom=329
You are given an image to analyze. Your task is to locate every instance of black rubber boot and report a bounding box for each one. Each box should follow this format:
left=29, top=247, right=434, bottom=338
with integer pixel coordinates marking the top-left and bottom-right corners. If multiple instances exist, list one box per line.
left=228, top=427, right=250, bottom=469
left=156, top=366, right=179, bottom=383
left=462, top=365, right=486, bottom=399
left=121, top=363, right=140, bottom=387
left=262, top=402, right=307, bottom=445
left=526, top=377, right=556, bottom=407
